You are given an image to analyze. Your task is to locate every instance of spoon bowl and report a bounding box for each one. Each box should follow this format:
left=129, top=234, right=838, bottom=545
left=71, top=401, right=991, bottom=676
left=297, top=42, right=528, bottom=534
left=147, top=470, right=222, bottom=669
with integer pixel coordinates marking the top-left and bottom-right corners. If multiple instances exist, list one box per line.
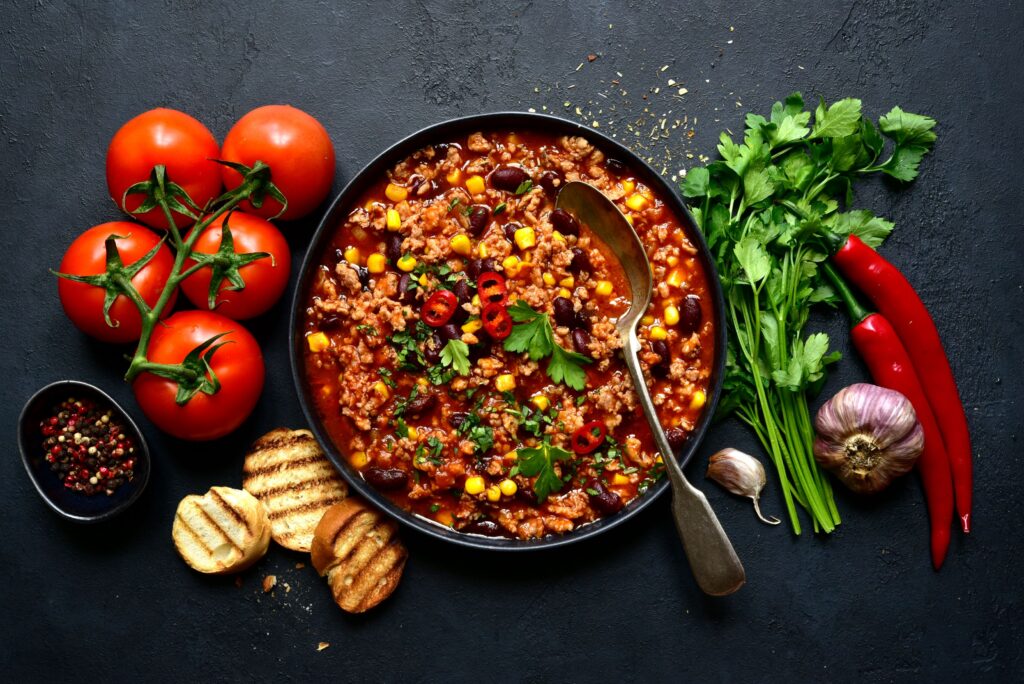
left=557, top=181, right=746, bottom=596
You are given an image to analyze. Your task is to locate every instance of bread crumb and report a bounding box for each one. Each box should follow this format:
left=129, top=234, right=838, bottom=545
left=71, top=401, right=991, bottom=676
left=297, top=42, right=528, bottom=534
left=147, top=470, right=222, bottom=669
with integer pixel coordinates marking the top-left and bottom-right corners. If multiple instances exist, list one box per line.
left=295, top=562, right=306, bottom=569
left=284, top=582, right=292, bottom=594
left=587, top=53, right=598, bottom=62
left=262, top=575, right=277, bottom=593
left=317, top=642, right=330, bottom=652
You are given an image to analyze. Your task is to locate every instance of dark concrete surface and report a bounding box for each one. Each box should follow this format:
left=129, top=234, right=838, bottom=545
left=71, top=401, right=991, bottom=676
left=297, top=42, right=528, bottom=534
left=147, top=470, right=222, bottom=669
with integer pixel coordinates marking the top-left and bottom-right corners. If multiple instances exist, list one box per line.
left=2, top=1, right=1022, bottom=681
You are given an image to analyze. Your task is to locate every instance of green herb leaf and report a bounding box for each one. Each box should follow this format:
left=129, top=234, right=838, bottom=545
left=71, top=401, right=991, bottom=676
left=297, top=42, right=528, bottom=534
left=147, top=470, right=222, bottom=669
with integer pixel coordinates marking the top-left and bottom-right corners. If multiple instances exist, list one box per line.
left=516, top=440, right=573, bottom=502
left=514, top=180, right=533, bottom=195
left=440, top=339, right=471, bottom=376
left=810, top=97, right=862, bottom=139
left=547, top=345, right=590, bottom=391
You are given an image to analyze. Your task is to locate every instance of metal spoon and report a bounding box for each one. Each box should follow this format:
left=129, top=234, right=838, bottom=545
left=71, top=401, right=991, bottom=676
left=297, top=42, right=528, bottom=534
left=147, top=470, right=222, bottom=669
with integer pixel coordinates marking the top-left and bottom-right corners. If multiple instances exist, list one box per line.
left=557, top=181, right=745, bottom=596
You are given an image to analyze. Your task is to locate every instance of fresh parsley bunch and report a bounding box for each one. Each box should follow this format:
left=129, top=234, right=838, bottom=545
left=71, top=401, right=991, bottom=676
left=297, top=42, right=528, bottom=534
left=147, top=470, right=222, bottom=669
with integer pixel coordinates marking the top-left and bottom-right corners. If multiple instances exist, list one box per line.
left=682, top=93, right=936, bottom=534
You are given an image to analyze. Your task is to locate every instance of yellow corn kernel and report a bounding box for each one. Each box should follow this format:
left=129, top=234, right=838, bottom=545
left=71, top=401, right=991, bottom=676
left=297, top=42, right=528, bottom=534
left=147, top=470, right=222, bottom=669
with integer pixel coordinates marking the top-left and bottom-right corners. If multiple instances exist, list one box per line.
left=531, top=395, right=550, bottom=411
left=621, top=178, right=636, bottom=194
left=559, top=275, right=575, bottom=288
left=690, top=390, right=707, bottom=411
left=655, top=455, right=663, bottom=464
left=464, top=476, right=486, bottom=496
left=416, top=377, right=429, bottom=387
left=386, top=209, right=402, bottom=231
left=514, top=226, right=537, bottom=250
left=471, top=294, right=481, bottom=307
left=343, top=247, right=361, bottom=264
left=476, top=242, right=489, bottom=258
left=486, top=485, right=502, bottom=502
left=503, top=450, right=518, bottom=461
left=667, top=268, right=685, bottom=288
left=306, top=332, right=330, bottom=352
left=641, top=315, right=655, bottom=326
left=366, top=253, right=387, bottom=274
left=406, top=426, right=419, bottom=440
left=446, top=169, right=461, bottom=185
left=664, top=304, right=680, bottom=326
left=465, top=175, right=485, bottom=195
left=372, top=381, right=390, bottom=400
left=612, top=473, right=630, bottom=486
left=649, top=326, right=668, bottom=341
left=499, top=479, right=518, bottom=497
left=667, top=255, right=679, bottom=267
left=595, top=280, right=613, bottom=297
left=625, top=193, right=648, bottom=211
left=552, top=231, right=566, bottom=243
left=495, top=374, right=516, bottom=392
left=502, top=255, right=521, bottom=277
left=349, top=451, right=369, bottom=468
left=558, top=287, right=572, bottom=298
left=363, top=200, right=376, bottom=212
left=436, top=510, right=454, bottom=526
left=625, top=214, right=634, bottom=226
left=461, top=318, right=483, bottom=334
left=385, top=183, right=408, bottom=202
left=542, top=272, right=557, bottom=286
left=418, top=273, right=429, bottom=287
left=450, top=233, right=472, bottom=256
left=396, top=254, right=417, bottom=272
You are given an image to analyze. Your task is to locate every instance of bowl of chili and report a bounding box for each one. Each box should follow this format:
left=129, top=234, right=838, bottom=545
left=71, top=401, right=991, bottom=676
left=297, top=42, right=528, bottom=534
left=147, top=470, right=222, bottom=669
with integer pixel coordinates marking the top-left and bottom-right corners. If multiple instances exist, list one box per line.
left=290, top=112, right=727, bottom=550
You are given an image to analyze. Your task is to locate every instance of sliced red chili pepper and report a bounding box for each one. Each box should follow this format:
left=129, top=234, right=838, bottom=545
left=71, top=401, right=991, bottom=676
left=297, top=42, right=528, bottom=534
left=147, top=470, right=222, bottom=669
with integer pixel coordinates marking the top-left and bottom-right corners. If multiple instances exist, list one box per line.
left=477, top=271, right=508, bottom=305
left=480, top=302, right=512, bottom=340
left=421, top=290, right=459, bottom=327
left=571, top=420, right=607, bottom=455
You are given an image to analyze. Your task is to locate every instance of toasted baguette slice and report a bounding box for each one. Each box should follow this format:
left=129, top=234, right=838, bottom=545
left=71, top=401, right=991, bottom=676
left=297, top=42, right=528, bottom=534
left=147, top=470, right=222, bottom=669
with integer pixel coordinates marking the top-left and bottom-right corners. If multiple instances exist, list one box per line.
left=172, top=486, right=271, bottom=575
left=311, top=499, right=407, bottom=613
left=242, top=428, right=348, bottom=552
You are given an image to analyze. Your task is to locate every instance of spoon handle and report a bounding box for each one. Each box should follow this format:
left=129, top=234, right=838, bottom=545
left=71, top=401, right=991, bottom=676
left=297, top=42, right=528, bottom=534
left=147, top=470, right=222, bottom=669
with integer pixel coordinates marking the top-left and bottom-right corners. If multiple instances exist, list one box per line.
left=621, top=330, right=746, bottom=596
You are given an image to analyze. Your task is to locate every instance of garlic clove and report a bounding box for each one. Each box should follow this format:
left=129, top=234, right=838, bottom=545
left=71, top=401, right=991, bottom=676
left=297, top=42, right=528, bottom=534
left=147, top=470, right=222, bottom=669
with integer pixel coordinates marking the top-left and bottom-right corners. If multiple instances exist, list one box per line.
left=706, top=448, right=780, bottom=525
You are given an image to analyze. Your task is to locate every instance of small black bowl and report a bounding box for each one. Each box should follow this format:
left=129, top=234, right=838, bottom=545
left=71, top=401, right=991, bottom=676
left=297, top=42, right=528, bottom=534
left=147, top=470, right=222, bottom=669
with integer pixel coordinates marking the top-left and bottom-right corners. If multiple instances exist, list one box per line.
left=18, top=380, right=151, bottom=523
left=290, top=112, right=727, bottom=550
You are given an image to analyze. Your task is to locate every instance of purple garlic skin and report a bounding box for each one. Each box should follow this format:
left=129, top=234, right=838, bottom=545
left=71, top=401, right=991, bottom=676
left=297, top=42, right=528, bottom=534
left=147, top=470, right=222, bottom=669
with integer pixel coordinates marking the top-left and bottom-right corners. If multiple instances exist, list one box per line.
left=813, top=383, right=924, bottom=494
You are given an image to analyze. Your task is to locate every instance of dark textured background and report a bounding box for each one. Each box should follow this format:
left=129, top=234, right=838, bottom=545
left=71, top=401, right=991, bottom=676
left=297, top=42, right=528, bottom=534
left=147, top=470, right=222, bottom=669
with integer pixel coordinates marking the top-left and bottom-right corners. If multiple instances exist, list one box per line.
left=2, top=1, right=1022, bottom=681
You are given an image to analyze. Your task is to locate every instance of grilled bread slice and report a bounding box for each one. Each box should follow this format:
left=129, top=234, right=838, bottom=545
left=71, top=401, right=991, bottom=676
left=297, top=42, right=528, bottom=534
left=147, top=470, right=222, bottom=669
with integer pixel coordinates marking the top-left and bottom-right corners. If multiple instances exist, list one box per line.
left=172, top=486, right=271, bottom=574
left=242, top=428, right=348, bottom=552
left=311, top=499, right=407, bottom=613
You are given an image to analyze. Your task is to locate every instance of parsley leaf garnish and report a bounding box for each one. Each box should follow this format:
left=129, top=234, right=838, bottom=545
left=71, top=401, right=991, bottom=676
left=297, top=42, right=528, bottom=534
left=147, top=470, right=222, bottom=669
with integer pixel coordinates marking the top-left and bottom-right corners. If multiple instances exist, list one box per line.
left=455, top=412, right=494, bottom=455
left=516, top=439, right=573, bottom=502
left=514, top=179, right=533, bottom=195
left=440, top=339, right=471, bottom=376
left=503, top=300, right=591, bottom=390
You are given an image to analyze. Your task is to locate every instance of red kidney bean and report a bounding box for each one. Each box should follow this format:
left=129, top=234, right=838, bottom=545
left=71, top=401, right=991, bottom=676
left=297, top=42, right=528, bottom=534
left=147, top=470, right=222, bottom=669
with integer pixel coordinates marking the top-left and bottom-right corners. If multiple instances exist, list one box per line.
left=403, top=391, right=436, bottom=417
left=353, top=265, right=370, bottom=290
left=552, top=297, right=576, bottom=327
left=468, top=205, right=490, bottom=236
left=502, top=222, right=521, bottom=242
left=665, top=427, right=687, bottom=450
left=363, top=468, right=409, bottom=490
left=452, top=279, right=472, bottom=304
left=679, top=294, right=703, bottom=334
left=550, top=208, right=580, bottom=236
left=490, top=166, right=530, bottom=192
left=321, top=315, right=342, bottom=330
left=567, top=247, right=591, bottom=274
left=448, top=412, right=469, bottom=429
left=586, top=479, right=623, bottom=514
left=539, top=170, right=564, bottom=197
left=650, top=339, right=671, bottom=377
left=397, top=273, right=416, bottom=304
left=465, top=257, right=499, bottom=280
left=439, top=323, right=461, bottom=342
left=571, top=328, right=591, bottom=354
left=461, top=519, right=502, bottom=536
left=468, top=339, right=492, bottom=361
left=606, top=158, right=626, bottom=175
left=424, top=335, right=443, bottom=364
left=385, top=233, right=403, bottom=263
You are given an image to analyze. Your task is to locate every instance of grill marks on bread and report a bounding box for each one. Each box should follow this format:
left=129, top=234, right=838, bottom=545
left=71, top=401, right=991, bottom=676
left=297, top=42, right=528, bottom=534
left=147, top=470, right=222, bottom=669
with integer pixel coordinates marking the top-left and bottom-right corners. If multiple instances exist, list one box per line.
left=311, top=499, right=407, bottom=613
left=243, top=428, right=348, bottom=552
left=172, top=487, right=271, bottom=574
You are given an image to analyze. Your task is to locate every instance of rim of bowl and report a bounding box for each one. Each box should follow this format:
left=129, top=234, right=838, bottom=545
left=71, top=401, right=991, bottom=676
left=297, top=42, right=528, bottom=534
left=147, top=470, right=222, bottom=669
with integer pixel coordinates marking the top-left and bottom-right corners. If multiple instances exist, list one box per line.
left=290, top=111, right=727, bottom=551
left=17, top=379, right=151, bottom=523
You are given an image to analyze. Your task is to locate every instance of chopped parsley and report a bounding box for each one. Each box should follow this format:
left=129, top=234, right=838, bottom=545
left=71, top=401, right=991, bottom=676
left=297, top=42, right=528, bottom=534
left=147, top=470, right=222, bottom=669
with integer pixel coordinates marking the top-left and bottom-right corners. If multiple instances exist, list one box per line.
left=356, top=324, right=377, bottom=336
left=516, top=438, right=573, bottom=502
left=440, top=339, right=471, bottom=376
left=514, top=179, right=533, bottom=195
left=393, top=385, right=420, bottom=417
left=503, top=400, right=553, bottom=438
left=493, top=202, right=507, bottom=216
left=503, top=300, right=591, bottom=391
left=448, top=197, right=462, bottom=212
left=394, top=417, right=410, bottom=439
left=456, top=411, right=495, bottom=455
left=378, top=367, right=396, bottom=388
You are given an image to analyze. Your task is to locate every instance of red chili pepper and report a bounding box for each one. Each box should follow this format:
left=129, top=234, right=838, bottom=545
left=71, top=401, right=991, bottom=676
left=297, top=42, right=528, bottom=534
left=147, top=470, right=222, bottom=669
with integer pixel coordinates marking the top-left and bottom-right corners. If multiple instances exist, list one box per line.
left=832, top=235, right=972, bottom=533
left=825, top=264, right=953, bottom=569
left=421, top=290, right=459, bottom=327
left=477, top=271, right=508, bottom=305
left=571, top=420, right=607, bottom=455
left=480, top=303, right=512, bottom=340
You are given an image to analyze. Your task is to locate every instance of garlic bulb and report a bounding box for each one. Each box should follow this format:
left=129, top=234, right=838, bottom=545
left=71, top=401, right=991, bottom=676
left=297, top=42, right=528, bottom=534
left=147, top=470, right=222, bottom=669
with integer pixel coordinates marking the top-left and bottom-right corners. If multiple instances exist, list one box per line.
left=706, top=448, right=780, bottom=525
left=813, top=383, right=924, bottom=494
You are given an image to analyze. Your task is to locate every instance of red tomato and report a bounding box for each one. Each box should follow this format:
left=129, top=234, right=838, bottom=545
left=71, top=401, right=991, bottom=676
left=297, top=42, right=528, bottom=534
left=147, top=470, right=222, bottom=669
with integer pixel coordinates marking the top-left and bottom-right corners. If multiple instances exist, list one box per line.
left=106, top=109, right=222, bottom=230
left=180, top=212, right=291, bottom=319
left=220, top=105, right=335, bottom=221
left=57, top=222, right=177, bottom=343
left=132, top=311, right=264, bottom=441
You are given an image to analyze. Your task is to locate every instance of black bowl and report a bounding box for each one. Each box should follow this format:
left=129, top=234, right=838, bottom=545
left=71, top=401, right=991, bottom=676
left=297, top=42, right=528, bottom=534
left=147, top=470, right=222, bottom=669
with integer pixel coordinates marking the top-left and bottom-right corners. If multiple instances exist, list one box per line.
left=18, top=380, right=151, bottom=523
left=290, top=112, right=727, bottom=550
